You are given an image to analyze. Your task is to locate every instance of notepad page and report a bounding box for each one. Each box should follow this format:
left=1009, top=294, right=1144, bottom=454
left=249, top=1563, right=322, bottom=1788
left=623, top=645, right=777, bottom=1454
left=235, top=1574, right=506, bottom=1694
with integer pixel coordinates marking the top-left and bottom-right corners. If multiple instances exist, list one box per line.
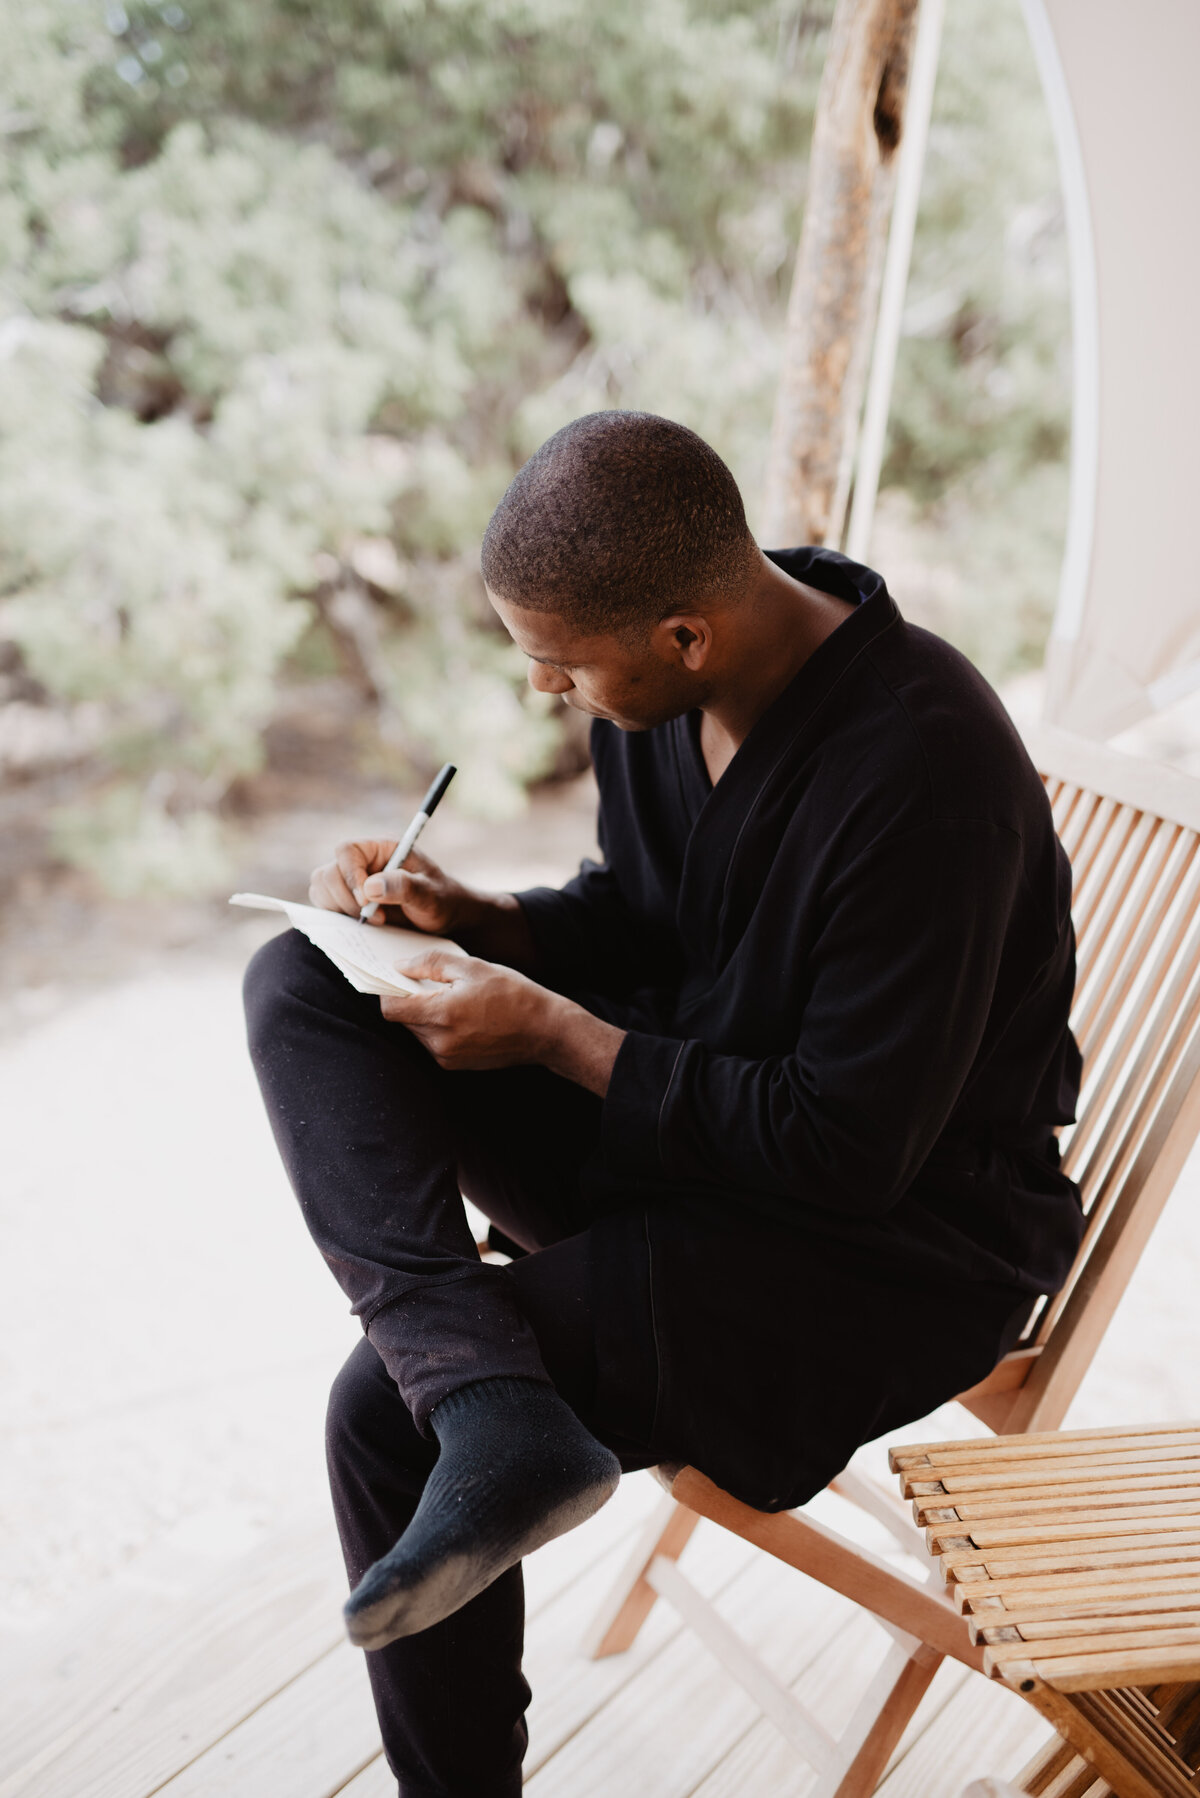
left=229, top=894, right=466, bottom=996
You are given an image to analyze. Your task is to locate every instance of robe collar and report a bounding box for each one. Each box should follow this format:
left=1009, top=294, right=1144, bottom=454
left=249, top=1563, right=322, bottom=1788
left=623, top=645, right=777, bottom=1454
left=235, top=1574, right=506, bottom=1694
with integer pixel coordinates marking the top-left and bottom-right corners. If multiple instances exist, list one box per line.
left=668, top=547, right=901, bottom=964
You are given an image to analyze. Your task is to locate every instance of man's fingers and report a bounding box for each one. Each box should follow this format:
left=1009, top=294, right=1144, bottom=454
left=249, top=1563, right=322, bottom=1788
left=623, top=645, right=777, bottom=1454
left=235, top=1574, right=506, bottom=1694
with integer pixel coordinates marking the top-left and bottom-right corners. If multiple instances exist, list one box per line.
left=309, top=863, right=361, bottom=916
left=379, top=990, right=428, bottom=1023
left=310, top=835, right=428, bottom=917
left=401, top=846, right=444, bottom=880
left=333, top=842, right=371, bottom=901
left=361, top=868, right=417, bottom=906
left=334, top=839, right=399, bottom=903
left=377, top=955, right=468, bottom=1024
left=361, top=850, right=444, bottom=899
left=397, top=949, right=469, bottom=983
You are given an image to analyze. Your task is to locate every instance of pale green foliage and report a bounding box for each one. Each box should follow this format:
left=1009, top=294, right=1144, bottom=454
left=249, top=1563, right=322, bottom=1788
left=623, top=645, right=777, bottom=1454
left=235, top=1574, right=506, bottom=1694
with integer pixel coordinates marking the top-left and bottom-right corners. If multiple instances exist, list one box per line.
left=0, top=0, right=1069, bottom=892
left=0, top=115, right=433, bottom=880
left=50, top=786, right=232, bottom=897
left=383, top=623, right=563, bottom=821
left=515, top=271, right=781, bottom=493
left=0, top=324, right=308, bottom=750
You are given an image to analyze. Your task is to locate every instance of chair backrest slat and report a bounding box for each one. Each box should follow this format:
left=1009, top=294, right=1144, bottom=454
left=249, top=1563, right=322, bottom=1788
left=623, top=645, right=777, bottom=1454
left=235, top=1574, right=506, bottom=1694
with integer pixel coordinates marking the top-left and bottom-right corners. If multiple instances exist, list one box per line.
left=1068, top=795, right=1121, bottom=902
left=1071, top=802, right=1144, bottom=950
left=1072, top=830, right=1199, bottom=1068
left=1035, top=941, right=1200, bottom=1349
left=1064, top=860, right=1200, bottom=1187
left=1012, top=1016, right=1200, bottom=1432
left=1058, top=788, right=1104, bottom=861
left=1071, top=813, right=1174, bottom=1043
left=961, top=726, right=1200, bottom=1435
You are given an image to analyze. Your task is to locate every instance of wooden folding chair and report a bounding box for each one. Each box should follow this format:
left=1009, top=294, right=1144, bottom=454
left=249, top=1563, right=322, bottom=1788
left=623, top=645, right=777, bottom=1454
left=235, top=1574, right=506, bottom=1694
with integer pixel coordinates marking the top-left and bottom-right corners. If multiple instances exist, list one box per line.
left=583, top=724, right=1200, bottom=1797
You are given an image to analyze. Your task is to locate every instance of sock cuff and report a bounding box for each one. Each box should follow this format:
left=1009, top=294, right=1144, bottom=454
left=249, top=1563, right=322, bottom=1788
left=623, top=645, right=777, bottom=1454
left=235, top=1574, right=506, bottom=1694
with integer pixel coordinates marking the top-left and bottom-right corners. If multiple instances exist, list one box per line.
left=431, top=1374, right=557, bottom=1430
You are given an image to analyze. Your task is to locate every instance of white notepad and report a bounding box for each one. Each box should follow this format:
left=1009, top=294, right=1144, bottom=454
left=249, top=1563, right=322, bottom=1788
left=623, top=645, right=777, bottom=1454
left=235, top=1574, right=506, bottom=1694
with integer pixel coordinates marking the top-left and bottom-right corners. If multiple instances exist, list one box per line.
left=230, top=893, right=467, bottom=996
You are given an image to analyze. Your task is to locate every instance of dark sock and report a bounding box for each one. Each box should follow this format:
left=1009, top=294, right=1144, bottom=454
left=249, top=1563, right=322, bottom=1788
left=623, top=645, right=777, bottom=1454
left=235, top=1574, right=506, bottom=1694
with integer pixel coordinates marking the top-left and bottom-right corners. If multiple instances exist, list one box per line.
left=343, top=1376, right=621, bottom=1650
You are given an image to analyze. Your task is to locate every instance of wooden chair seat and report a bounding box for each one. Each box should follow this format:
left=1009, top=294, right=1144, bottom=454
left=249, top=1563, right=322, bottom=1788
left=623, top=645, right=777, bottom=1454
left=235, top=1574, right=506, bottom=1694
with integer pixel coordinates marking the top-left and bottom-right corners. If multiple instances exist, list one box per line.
left=894, top=1420, right=1200, bottom=1798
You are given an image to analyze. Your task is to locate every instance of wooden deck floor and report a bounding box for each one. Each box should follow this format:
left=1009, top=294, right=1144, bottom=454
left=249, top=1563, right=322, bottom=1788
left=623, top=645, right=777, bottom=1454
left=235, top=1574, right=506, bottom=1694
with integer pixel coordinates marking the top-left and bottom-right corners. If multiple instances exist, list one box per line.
left=0, top=1470, right=1050, bottom=1798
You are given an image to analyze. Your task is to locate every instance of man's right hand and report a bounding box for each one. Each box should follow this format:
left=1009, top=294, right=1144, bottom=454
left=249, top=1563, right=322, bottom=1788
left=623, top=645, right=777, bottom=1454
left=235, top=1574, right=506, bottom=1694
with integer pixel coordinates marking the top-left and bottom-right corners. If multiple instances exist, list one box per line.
left=308, top=839, right=538, bottom=969
left=308, top=842, right=471, bottom=934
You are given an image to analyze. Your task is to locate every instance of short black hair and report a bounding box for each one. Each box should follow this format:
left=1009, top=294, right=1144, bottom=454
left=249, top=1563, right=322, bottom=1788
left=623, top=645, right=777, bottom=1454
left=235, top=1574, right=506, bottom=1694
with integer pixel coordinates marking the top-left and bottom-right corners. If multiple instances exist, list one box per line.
left=481, top=411, right=759, bottom=637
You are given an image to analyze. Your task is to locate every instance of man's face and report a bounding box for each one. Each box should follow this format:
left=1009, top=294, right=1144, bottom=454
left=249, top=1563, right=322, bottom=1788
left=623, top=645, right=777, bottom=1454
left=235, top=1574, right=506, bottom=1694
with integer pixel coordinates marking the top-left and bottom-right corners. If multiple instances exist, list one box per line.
left=487, top=588, right=702, bottom=731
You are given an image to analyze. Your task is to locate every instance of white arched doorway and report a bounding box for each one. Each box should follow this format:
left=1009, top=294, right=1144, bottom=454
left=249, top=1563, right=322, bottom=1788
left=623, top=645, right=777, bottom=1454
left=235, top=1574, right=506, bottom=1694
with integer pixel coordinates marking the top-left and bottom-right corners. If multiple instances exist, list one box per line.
left=1024, top=0, right=1200, bottom=744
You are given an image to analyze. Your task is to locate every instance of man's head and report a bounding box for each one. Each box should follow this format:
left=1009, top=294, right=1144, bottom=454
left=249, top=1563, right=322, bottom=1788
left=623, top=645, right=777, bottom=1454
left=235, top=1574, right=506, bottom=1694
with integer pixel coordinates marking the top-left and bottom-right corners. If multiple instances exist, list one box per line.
left=481, top=411, right=762, bottom=730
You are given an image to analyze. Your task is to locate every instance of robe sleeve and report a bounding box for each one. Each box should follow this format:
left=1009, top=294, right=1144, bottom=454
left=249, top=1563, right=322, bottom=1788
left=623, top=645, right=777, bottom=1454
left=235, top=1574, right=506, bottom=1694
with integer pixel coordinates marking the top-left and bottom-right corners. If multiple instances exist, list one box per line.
left=516, top=859, right=656, bottom=994
left=515, top=801, right=676, bottom=998
left=600, top=819, right=1030, bottom=1216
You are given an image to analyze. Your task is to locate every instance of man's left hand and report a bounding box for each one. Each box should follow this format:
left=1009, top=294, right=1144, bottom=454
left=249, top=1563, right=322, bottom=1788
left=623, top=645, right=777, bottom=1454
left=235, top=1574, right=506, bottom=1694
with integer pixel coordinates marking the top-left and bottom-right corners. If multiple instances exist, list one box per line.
left=380, top=952, right=625, bottom=1096
left=380, top=952, right=556, bottom=1070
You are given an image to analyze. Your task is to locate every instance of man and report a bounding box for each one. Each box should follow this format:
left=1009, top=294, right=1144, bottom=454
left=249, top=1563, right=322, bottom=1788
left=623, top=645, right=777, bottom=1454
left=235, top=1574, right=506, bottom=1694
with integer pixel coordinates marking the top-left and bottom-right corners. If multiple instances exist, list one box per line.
left=244, top=410, right=1084, bottom=1797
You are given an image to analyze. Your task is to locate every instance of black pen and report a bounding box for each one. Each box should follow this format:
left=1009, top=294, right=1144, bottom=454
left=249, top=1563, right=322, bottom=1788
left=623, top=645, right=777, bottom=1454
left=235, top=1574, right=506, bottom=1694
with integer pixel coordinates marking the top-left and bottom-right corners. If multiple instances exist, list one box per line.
left=359, top=762, right=457, bottom=922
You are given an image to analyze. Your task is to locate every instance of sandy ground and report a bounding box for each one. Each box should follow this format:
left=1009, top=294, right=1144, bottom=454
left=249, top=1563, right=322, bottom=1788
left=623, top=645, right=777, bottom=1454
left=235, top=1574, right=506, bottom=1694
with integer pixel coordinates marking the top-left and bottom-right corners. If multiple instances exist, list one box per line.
left=2, top=768, right=1199, bottom=1649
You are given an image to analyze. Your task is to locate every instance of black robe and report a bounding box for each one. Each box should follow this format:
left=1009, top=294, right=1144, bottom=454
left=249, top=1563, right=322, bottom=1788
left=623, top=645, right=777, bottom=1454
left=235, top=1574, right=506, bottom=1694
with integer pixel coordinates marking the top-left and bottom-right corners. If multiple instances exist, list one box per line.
left=517, top=549, right=1084, bottom=1505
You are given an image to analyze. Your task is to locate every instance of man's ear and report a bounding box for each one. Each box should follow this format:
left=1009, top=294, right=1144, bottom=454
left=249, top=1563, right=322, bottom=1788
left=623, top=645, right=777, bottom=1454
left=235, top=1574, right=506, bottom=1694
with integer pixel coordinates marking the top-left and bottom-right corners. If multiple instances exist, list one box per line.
left=656, top=613, right=713, bottom=671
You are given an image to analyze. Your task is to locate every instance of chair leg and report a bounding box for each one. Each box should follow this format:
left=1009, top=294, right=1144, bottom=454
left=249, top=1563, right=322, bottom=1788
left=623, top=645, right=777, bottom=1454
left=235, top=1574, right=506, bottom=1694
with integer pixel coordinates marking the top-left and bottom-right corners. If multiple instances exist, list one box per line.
left=668, top=1465, right=984, bottom=1672
left=809, top=1640, right=943, bottom=1798
left=582, top=1493, right=701, bottom=1659
left=1015, top=1682, right=1185, bottom=1798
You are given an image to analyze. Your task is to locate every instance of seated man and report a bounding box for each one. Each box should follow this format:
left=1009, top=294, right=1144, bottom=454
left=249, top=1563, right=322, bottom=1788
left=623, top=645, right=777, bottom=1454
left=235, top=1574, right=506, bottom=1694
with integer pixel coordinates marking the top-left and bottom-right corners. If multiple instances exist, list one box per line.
left=244, top=410, right=1084, bottom=1798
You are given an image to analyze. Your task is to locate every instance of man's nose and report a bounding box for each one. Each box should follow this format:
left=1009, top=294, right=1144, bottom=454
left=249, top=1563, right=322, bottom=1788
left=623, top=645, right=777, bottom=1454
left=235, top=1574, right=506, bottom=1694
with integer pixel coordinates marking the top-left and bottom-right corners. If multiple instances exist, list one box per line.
left=528, top=660, right=574, bottom=696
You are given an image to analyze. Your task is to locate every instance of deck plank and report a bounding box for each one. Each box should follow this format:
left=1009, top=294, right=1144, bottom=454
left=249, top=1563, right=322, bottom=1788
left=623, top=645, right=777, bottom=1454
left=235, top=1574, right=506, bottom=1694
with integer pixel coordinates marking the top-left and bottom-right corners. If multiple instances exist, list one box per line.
left=0, top=1468, right=1062, bottom=1798
left=525, top=1518, right=760, bottom=1774
left=0, top=1520, right=347, bottom=1798
left=522, top=1472, right=663, bottom=1621
left=0, top=1472, right=661, bottom=1798
left=153, top=1643, right=379, bottom=1798
left=0, top=1518, right=341, bottom=1782
left=688, top=1610, right=899, bottom=1798
left=333, top=1756, right=392, bottom=1797
left=523, top=1544, right=867, bottom=1798
left=688, top=1641, right=1053, bottom=1798
left=876, top=1665, right=1051, bottom=1797
left=698, top=1645, right=965, bottom=1798
left=181, top=1509, right=756, bottom=1798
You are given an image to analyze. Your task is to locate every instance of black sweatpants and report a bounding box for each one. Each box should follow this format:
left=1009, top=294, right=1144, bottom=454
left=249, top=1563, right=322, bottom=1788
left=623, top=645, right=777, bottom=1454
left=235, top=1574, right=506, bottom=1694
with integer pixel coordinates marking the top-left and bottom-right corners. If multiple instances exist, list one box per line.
left=245, top=930, right=663, bottom=1796
left=244, top=928, right=1033, bottom=1796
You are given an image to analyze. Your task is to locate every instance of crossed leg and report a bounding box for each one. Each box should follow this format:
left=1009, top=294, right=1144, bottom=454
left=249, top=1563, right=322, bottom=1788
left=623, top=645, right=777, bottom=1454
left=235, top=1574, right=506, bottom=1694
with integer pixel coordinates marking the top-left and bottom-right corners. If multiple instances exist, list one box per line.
left=243, top=930, right=659, bottom=1793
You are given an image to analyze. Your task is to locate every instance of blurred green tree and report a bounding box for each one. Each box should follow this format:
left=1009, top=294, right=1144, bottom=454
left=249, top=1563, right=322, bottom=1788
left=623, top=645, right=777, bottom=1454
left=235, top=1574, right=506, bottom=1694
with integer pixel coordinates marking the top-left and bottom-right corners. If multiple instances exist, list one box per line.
left=0, top=0, right=1067, bottom=892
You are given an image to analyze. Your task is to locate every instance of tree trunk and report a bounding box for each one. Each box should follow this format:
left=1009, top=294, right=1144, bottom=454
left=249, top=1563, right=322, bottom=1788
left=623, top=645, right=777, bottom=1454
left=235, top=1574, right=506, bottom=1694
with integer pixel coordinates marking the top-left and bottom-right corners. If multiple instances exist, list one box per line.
left=762, top=0, right=921, bottom=549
